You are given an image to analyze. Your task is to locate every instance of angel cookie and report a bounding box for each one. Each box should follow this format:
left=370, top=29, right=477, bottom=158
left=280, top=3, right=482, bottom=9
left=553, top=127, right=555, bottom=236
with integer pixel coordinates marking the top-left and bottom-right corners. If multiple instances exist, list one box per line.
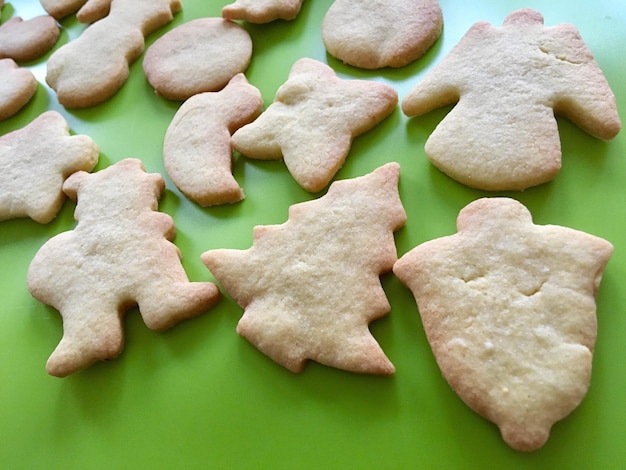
left=222, top=0, right=303, bottom=23
left=46, top=0, right=181, bottom=108
left=164, top=74, right=263, bottom=206
left=401, top=9, right=621, bottom=191
left=144, top=18, right=253, bottom=101
left=393, top=197, right=613, bottom=451
left=202, top=163, right=406, bottom=374
left=231, top=58, right=398, bottom=192
left=0, top=111, right=99, bottom=223
left=27, top=159, right=220, bottom=377
left=322, top=0, right=443, bottom=69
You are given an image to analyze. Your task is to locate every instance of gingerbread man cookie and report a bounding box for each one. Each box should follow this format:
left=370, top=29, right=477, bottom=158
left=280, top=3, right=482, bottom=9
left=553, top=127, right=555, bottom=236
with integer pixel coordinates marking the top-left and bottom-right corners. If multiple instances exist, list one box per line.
left=27, top=159, right=221, bottom=377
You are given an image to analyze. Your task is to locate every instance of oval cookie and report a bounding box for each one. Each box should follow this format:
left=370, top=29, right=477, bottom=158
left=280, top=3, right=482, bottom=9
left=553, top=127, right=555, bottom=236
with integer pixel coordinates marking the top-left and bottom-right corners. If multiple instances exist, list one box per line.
left=143, top=18, right=252, bottom=100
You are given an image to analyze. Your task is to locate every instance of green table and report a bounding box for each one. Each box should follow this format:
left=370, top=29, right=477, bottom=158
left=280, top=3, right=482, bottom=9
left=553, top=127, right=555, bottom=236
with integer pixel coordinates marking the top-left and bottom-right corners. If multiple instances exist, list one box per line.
left=1, top=0, right=624, bottom=468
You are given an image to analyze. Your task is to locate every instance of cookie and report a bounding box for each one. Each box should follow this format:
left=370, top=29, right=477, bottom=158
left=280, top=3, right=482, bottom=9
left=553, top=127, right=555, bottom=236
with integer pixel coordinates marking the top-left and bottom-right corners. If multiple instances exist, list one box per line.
left=222, top=0, right=303, bottom=23
left=40, top=0, right=87, bottom=20
left=401, top=9, right=621, bottom=191
left=202, top=163, right=405, bottom=375
left=393, top=197, right=613, bottom=451
left=322, top=0, right=443, bottom=69
left=27, top=158, right=221, bottom=377
left=231, top=58, right=398, bottom=192
left=46, top=0, right=181, bottom=108
left=77, top=0, right=112, bottom=23
left=0, top=15, right=60, bottom=62
left=143, top=18, right=253, bottom=101
left=0, top=110, right=99, bottom=223
left=0, top=58, right=37, bottom=120
left=164, top=74, right=263, bottom=206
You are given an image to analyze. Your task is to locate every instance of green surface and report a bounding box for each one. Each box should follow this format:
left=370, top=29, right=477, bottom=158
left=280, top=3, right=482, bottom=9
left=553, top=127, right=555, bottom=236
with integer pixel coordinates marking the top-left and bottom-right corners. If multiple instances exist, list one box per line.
left=1, top=0, right=625, bottom=468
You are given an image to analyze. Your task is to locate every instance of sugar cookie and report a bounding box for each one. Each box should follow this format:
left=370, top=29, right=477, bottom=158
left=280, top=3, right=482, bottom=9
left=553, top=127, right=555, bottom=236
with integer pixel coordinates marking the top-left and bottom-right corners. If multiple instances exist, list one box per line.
left=46, top=0, right=181, bottom=108
left=393, top=197, right=613, bottom=451
left=322, top=0, right=443, bottom=69
left=202, top=163, right=406, bottom=375
left=143, top=18, right=253, bottom=101
left=401, top=9, right=621, bottom=191
left=222, top=0, right=303, bottom=23
left=27, top=158, right=221, bottom=377
left=0, top=58, right=37, bottom=120
left=0, top=15, right=60, bottom=62
left=231, top=58, right=398, bottom=192
left=0, top=111, right=99, bottom=223
left=164, top=74, right=263, bottom=206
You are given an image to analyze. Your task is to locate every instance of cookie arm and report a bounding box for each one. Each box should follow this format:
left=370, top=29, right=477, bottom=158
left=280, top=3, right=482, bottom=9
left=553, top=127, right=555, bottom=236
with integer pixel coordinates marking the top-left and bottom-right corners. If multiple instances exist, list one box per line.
left=546, top=26, right=621, bottom=140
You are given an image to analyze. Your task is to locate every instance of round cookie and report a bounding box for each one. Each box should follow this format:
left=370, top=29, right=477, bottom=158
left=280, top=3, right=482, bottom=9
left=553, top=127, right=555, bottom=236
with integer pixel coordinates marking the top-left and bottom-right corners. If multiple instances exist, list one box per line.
left=143, top=18, right=252, bottom=100
left=322, top=0, right=443, bottom=69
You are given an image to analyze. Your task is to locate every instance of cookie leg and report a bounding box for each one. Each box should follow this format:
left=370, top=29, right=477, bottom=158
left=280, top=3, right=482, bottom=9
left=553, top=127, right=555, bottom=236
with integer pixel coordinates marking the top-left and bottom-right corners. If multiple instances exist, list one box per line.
left=46, top=302, right=124, bottom=377
left=137, top=281, right=220, bottom=331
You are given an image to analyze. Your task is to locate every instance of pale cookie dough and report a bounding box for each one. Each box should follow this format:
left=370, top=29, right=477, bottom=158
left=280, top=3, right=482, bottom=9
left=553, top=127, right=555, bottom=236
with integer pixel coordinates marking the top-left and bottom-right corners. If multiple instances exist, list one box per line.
left=46, top=0, right=181, bottom=108
left=27, top=158, right=221, bottom=377
left=0, top=58, right=37, bottom=120
left=164, top=74, right=263, bottom=206
left=393, top=197, right=613, bottom=452
left=0, top=111, right=99, bottom=223
left=401, top=9, right=621, bottom=191
left=202, top=163, right=406, bottom=375
left=231, top=58, right=398, bottom=192
left=222, top=0, right=303, bottom=23
left=143, top=18, right=253, bottom=101
left=77, top=0, right=112, bottom=23
left=322, top=0, right=443, bottom=69
left=0, top=15, right=60, bottom=62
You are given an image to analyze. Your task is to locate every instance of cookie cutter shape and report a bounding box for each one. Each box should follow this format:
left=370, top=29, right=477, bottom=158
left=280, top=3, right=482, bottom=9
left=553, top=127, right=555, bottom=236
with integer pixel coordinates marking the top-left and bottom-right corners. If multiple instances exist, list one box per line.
left=222, top=0, right=303, bottom=23
left=28, top=159, right=221, bottom=377
left=46, top=0, right=181, bottom=108
left=164, top=74, right=263, bottom=206
left=394, top=197, right=613, bottom=451
left=0, top=111, right=99, bottom=222
left=322, top=0, right=443, bottom=69
left=231, top=58, right=398, bottom=192
left=402, top=9, right=621, bottom=191
left=0, top=58, right=37, bottom=120
left=202, top=163, right=406, bottom=375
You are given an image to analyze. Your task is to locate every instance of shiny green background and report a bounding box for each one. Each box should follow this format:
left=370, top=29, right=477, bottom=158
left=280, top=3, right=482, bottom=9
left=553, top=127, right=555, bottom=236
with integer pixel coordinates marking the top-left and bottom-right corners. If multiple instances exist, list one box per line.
left=1, top=0, right=624, bottom=468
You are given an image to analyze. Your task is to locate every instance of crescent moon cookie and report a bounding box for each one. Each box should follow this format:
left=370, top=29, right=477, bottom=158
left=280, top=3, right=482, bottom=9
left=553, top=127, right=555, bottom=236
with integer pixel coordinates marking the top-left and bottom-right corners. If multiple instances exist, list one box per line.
left=27, top=159, right=221, bottom=377
left=202, top=163, right=406, bottom=375
left=46, top=0, right=181, bottom=108
left=322, top=0, right=443, bottom=69
left=143, top=18, right=253, bottom=101
left=163, top=73, right=263, bottom=206
left=231, top=58, right=398, bottom=192
left=401, top=9, right=621, bottom=191
left=0, top=111, right=99, bottom=223
left=222, top=0, right=303, bottom=24
left=393, top=197, right=613, bottom=452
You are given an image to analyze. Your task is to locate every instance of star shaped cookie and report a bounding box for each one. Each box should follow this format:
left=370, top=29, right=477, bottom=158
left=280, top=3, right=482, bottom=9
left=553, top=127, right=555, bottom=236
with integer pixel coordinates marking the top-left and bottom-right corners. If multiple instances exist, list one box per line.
left=202, top=163, right=406, bottom=374
left=401, top=9, right=621, bottom=191
left=231, top=58, right=398, bottom=192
